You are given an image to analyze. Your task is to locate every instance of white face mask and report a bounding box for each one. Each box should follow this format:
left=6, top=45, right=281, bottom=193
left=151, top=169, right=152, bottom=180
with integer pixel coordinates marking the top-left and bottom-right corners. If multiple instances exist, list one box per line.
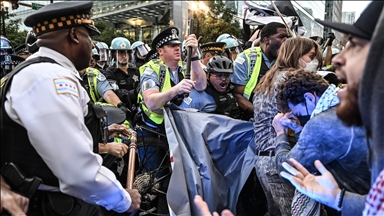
left=300, top=58, right=319, bottom=72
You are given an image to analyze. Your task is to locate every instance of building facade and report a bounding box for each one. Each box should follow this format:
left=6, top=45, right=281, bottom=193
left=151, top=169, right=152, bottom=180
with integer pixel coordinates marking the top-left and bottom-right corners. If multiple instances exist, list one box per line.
left=323, top=0, right=343, bottom=48
left=6, top=1, right=344, bottom=48
left=342, top=11, right=356, bottom=25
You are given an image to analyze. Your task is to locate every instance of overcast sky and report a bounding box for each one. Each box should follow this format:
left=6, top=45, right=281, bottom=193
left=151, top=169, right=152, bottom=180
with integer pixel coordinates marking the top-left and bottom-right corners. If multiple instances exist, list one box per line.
left=342, top=1, right=372, bottom=19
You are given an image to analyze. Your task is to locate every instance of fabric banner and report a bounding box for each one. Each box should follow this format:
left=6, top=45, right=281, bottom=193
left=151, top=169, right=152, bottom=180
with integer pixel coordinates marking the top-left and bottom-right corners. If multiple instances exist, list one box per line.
left=244, top=0, right=307, bottom=36
left=164, top=107, right=257, bottom=215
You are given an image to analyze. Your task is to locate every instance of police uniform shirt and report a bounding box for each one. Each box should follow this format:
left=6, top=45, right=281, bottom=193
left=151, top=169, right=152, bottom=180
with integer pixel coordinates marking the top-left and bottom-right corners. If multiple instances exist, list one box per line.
left=231, top=51, right=275, bottom=86
left=4, top=47, right=132, bottom=212
left=140, top=63, right=183, bottom=92
left=104, top=66, right=140, bottom=92
left=82, top=69, right=113, bottom=97
left=178, top=88, right=216, bottom=112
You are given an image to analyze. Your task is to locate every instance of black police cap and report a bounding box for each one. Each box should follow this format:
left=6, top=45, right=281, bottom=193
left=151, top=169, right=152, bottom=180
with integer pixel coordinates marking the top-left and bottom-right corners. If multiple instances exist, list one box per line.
left=200, top=42, right=226, bottom=55
left=151, top=27, right=181, bottom=50
left=145, top=49, right=158, bottom=63
left=24, top=1, right=100, bottom=36
left=14, top=44, right=28, bottom=55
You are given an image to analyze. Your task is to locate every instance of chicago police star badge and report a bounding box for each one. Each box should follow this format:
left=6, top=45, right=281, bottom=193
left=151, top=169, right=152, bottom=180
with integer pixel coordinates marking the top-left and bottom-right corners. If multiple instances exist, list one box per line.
left=171, top=29, right=178, bottom=39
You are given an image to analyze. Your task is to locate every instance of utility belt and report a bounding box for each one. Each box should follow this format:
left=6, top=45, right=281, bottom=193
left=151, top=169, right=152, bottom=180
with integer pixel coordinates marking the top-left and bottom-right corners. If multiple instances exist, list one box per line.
left=1, top=163, right=101, bottom=216
left=28, top=190, right=78, bottom=216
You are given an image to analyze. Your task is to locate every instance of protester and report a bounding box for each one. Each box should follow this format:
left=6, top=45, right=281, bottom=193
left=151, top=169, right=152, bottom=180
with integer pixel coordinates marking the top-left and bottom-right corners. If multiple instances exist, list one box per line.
left=194, top=195, right=234, bottom=216
left=273, top=69, right=370, bottom=215
left=0, top=2, right=140, bottom=214
left=252, top=36, right=322, bottom=215
left=280, top=1, right=384, bottom=215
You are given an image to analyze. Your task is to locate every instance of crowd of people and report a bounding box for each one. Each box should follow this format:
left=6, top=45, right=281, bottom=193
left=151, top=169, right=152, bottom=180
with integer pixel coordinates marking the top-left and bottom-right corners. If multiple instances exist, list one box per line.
left=0, top=1, right=383, bottom=215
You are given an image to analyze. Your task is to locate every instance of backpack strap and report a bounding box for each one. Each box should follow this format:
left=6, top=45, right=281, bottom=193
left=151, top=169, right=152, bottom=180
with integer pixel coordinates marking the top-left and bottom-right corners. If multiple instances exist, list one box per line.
left=1, top=57, right=59, bottom=105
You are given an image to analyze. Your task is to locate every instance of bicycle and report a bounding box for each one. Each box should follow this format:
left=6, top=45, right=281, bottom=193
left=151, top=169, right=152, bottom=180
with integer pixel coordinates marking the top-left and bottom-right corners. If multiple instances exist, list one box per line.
left=102, top=111, right=172, bottom=216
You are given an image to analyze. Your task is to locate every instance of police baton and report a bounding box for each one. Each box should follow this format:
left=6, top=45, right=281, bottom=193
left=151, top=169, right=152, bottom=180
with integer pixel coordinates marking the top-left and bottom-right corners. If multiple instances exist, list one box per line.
left=183, top=18, right=194, bottom=98
left=126, top=128, right=137, bottom=189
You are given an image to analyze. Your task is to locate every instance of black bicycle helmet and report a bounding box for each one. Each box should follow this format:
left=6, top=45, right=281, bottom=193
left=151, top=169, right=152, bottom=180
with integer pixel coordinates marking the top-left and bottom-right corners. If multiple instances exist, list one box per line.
left=206, top=56, right=233, bottom=73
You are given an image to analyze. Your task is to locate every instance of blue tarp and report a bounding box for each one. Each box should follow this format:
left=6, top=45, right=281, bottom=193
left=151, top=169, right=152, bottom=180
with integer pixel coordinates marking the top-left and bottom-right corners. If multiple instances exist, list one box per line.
left=164, top=108, right=257, bottom=215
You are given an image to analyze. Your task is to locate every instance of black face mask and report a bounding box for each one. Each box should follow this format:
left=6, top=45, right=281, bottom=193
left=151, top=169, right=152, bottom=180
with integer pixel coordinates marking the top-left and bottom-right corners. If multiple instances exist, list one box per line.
left=297, top=100, right=312, bottom=126
left=297, top=115, right=311, bottom=126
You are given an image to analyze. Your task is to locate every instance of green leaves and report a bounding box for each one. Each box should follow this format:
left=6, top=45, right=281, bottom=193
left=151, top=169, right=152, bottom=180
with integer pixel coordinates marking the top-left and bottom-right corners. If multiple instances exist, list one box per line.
left=195, top=0, right=241, bottom=43
left=1, top=17, right=28, bottom=48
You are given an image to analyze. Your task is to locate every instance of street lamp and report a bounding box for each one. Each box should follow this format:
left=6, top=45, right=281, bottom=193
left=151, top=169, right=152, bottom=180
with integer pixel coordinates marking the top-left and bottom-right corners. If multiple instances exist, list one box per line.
left=1, top=1, right=10, bottom=37
left=191, top=1, right=207, bottom=38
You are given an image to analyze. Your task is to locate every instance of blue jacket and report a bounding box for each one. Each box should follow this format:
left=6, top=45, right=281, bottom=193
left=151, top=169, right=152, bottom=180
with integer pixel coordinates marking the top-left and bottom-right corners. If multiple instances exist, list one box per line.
left=275, top=107, right=371, bottom=215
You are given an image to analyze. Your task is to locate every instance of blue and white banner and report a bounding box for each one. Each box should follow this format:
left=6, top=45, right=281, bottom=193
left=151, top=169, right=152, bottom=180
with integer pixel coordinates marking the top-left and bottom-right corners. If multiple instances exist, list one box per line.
left=164, top=108, right=257, bottom=215
left=244, top=0, right=307, bottom=36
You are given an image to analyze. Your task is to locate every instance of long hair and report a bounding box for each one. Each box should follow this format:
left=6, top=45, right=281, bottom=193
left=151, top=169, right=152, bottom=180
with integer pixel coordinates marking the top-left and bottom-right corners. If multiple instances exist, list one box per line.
left=255, top=36, right=323, bottom=95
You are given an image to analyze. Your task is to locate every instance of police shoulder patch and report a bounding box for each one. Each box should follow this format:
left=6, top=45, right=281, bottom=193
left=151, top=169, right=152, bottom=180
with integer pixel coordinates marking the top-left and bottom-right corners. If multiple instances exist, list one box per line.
left=54, top=78, right=79, bottom=97
left=143, top=67, right=154, bottom=75
left=97, top=72, right=106, bottom=81
left=183, top=96, right=193, bottom=105
left=235, top=56, right=246, bottom=65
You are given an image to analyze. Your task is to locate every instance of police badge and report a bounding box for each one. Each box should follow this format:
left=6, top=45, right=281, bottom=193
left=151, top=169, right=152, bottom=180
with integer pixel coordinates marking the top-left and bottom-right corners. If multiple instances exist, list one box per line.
left=171, top=29, right=178, bottom=40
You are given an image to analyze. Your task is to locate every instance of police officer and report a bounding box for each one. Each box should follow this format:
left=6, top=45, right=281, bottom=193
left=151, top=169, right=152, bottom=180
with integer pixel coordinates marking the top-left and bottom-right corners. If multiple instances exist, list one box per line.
left=200, top=42, right=226, bottom=66
left=104, top=37, right=140, bottom=112
left=14, top=30, right=39, bottom=60
left=94, top=41, right=109, bottom=71
left=179, top=55, right=241, bottom=119
left=221, top=37, right=243, bottom=62
left=216, top=33, right=231, bottom=43
left=25, top=30, right=39, bottom=54
left=0, top=2, right=140, bottom=215
left=131, top=41, right=150, bottom=69
left=1, top=36, right=25, bottom=77
left=89, top=47, right=99, bottom=68
left=138, top=27, right=206, bottom=128
left=232, top=22, right=288, bottom=120
left=144, top=48, right=158, bottom=64
left=79, top=48, right=130, bottom=114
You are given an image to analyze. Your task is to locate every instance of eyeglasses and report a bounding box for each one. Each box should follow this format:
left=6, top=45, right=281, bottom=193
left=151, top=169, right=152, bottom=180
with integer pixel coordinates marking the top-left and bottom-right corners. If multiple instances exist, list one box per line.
left=211, top=72, right=231, bottom=79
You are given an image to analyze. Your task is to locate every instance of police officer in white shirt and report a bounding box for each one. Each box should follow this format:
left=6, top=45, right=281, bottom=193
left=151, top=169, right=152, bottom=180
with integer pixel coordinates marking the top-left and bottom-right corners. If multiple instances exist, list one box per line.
left=0, top=2, right=140, bottom=215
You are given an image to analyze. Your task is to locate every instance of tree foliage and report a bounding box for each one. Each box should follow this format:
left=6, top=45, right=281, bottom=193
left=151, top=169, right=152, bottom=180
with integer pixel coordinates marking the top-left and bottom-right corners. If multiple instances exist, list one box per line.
left=195, top=0, right=241, bottom=43
left=91, top=21, right=134, bottom=46
left=1, top=17, right=29, bottom=48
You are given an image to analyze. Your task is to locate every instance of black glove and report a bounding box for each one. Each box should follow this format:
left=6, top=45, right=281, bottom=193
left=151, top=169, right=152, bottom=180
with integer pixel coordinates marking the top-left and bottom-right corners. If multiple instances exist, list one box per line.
left=327, top=33, right=335, bottom=46
left=117, top=102, right=131, bottom=120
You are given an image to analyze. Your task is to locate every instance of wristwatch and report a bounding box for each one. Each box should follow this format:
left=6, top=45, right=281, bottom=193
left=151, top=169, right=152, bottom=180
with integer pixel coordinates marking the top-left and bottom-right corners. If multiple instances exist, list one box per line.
left=191, top=56, right=200, bottom=61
